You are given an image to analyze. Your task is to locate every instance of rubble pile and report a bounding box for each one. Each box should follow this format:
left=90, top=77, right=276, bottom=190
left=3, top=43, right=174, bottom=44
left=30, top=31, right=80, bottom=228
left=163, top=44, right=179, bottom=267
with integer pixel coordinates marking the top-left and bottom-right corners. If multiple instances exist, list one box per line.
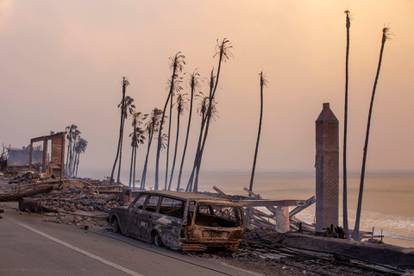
left=18, top=179, right=130, bottom=227
left=223, top=229, right=404, bottom=275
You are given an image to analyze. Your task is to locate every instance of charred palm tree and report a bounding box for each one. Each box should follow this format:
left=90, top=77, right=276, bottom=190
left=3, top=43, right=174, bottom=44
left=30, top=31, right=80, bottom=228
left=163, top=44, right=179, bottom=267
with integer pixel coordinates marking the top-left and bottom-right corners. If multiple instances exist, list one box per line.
left=343, top=10, right=351, bottom=237
left=129, top=112, right=147, bottom=188
left=249, top=72, right=266, bottom=192
left=116, top=95, right=135, bottom=183
left=74, top=138, right=88, bottom=177
left=168, top=93, right=186, bottom=190
left=65, top=124, right=78, bottom=176
left=141, top=108, right=163, bottom=190
left=165, top=89, right=174, bottom=189
left=186, top=73, right=214, bottom=192
left=193, top=39, right=231, bottom=191
left=177, top=71, right=199, bottom=191
left=353, top=27, right=389, bottom=240
left=155, top=52, right=185, bottom=190
left=110, top=77, right=130, bottom=183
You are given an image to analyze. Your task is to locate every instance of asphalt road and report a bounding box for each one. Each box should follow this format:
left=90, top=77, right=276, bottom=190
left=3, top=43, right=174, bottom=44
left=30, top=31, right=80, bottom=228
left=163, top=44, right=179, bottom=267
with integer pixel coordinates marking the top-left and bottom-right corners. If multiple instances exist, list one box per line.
left=0, top=205, right=260, bottom=276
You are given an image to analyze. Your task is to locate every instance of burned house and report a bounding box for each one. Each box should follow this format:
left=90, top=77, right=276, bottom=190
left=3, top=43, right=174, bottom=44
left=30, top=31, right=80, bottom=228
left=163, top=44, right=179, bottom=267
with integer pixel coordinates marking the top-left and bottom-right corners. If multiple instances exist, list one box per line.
left=28, top=132, right=66, bottom=178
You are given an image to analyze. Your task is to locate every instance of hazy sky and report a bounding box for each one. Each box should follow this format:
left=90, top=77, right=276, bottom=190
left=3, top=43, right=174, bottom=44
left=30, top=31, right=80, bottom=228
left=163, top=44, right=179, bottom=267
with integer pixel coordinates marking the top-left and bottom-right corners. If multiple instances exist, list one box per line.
left=0, top=0, right=413, bottom=177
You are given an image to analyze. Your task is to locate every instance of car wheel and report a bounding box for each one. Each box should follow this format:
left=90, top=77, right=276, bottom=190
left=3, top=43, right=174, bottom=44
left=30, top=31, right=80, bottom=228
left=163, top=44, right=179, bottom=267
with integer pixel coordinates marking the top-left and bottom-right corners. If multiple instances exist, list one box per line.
left=111, top=218, right=120, bottom=233
left=153, top=232, right=164, bottom=247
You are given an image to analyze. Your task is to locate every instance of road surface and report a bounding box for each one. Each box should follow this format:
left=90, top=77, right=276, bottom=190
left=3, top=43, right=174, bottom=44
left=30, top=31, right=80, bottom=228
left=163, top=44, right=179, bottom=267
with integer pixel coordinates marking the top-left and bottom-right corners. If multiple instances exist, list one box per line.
left=0, top=204, right=259, bottom=276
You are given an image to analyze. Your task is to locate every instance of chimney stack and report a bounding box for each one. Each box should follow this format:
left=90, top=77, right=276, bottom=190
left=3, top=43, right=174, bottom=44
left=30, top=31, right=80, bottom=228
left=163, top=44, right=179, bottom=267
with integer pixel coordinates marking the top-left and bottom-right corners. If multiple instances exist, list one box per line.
left=315, top=103, right=339, bottom=232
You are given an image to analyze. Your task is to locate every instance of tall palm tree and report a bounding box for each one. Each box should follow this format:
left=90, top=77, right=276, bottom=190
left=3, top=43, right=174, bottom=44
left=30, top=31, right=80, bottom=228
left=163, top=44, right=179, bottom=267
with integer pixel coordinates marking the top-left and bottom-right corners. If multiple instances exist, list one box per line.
left=116, top=95, right=135, bottom=183
left=141, top=108, right=163, bottom=190
left=353, top=27, right=389, bottom=240
left=165, top=90, right=174, bottom=189
left=155, top=52, right=185, bottom=190
left=343, top=10, right=351, bottom=237
left=110, top=77, right=129, bottom=183
left=129, top=112, right=147, bottom=188
left=249, top=72, right=266, bottom=192
left=193, top=38, right=232, bottom=191
left=177, top=71, right=199, bottom=191
left=168, top=93, right=186, bottom=190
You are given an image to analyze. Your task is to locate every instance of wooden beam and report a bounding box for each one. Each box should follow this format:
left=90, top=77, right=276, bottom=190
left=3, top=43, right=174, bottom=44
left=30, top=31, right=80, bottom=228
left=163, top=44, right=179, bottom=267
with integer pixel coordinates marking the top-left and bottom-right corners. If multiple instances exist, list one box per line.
left=289, top=196, right=316, bottom=218
left=238, top=199, right=305, bottom=207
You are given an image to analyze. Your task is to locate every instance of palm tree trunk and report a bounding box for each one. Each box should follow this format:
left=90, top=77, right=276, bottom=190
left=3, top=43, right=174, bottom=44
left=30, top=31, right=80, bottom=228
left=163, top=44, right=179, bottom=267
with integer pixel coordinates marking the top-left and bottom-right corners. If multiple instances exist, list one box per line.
left=141, top=131, right=154, bottom=190
left=249, top=72, right=264, bottom=192
left=65, top=140, right=71, bottom=175
left=343, top=11, right=351, bottom=236
left=129, top=145, right=134, bottom=187
left=168, top=109, right=181, bottom=191
left=165, top=94, right=173, bottom=190
left=353, top=28, right=388, bottom=240
left=117, top=115, right=125, bottom=183
left=177, top=80, right=195, bottom=191
left=133, top=146, right=137, bottom=189
left=110, top=78, right=127, bottom=183
left=186, top=112, right=207, bottom=192
left=75, top=153, right=80, bottom=177
left=194, top=71, right=217, bottom=191
left=155, top=60, right=178, bottom=190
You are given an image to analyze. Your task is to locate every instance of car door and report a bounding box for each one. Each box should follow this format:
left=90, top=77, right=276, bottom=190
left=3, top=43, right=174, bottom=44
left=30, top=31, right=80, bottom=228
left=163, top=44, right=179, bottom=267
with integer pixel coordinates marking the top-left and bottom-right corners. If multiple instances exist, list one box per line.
left=126, top=194, right=147, bottom=239
left=139, top=195, right=160, bottom=242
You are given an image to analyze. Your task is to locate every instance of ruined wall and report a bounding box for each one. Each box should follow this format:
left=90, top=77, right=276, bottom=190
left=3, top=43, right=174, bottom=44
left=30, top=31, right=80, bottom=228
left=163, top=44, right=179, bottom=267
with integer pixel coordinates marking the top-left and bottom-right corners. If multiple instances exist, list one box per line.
left=8, top=148, right=42, bottom=167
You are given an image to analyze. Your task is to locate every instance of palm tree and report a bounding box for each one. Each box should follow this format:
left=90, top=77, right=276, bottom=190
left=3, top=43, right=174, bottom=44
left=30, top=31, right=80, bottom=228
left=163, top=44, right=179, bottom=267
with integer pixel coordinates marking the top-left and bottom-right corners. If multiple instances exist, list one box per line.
left=343, top=10, right=351, bottom=237
left=129, top=112, right=147, bottom=188
left=65, top=124, right=80, bottom=177
left=249, top=72, right=266, bottom=192
left=186, top=73, right=214, bottom=192
left=141, top=108, right=163, bottom=190
left=165, top=89, right=173, bottom=189
left=117, top=96, right=135, bottom=183
left=177, top=71, right=199, bottom=191
left=155, top=52, right=185, bottom=190
left=193, top=38, right=232, bottom=191
left=186, top=83, right=217, bottom=192
left=168, top=92, right=186, bottom=190
left=74, top=138, right=88, bottom=177
left=353, top=27, right=389, bottom=240
left=110, top=77, right=130, bottom=183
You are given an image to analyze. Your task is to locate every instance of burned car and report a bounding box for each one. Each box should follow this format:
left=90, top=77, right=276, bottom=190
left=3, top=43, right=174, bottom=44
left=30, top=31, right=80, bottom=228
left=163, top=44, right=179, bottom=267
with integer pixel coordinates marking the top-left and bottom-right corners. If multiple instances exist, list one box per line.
left=109, top=191, right=244, bottom=251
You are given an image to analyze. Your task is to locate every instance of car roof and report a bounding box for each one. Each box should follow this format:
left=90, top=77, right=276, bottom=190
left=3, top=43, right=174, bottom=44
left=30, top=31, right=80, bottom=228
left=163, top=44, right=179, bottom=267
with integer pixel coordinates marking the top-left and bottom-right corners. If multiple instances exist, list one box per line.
left=137, top=190, right=238, bottom=203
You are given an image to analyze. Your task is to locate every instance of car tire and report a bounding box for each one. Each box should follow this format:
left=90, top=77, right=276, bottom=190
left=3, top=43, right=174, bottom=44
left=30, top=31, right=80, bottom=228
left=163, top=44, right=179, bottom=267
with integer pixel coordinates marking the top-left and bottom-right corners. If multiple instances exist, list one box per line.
left=153, top=232, right=164, bottom=247
left=111, top=217, right=120, bottom=233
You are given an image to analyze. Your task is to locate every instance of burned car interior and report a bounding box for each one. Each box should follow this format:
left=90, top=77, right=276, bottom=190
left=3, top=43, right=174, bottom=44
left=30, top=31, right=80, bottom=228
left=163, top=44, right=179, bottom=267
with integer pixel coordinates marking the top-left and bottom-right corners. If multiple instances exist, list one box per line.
left=193, top=204, right=242, bottom=228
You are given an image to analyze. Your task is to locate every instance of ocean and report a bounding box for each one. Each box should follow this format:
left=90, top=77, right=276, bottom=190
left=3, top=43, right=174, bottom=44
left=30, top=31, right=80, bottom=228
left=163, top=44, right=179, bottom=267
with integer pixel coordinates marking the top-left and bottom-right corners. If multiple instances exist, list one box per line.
left=83, top=169, right=414, bottom=248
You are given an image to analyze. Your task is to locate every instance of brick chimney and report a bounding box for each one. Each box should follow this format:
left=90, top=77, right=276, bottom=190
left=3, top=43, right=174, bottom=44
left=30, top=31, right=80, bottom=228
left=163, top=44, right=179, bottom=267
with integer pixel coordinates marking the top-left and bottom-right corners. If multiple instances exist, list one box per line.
left=315, top=103, right=339, bottom=232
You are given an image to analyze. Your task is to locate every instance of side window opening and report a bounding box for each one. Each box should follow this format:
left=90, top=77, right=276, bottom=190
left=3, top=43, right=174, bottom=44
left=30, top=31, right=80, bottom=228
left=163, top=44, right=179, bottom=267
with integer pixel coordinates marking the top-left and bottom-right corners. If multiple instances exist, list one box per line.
left=159, top=197, right=184, bottom=219
left=144, top=195, right=160, bottom=212
left=133, top=194, right=147, bottom=209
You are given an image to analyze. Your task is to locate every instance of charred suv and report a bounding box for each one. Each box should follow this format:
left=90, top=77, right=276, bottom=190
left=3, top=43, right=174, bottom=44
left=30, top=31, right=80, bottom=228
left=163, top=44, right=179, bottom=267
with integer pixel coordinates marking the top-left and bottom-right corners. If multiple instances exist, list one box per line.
left=109, top=191, right=244, bottom=251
